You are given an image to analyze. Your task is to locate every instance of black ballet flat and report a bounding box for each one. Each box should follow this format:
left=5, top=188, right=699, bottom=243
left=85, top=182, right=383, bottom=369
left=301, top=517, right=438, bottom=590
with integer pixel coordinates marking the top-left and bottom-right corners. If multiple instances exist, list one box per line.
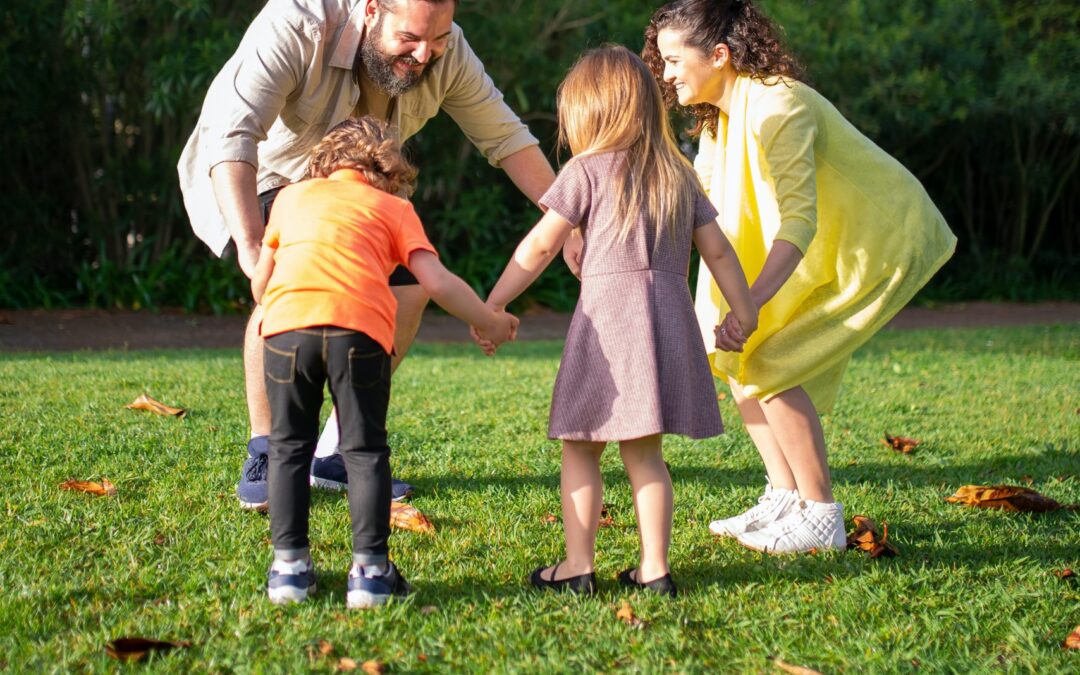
left=529, top=563, right=597, bottom=596
left=617, top=567, right=677, bottom=598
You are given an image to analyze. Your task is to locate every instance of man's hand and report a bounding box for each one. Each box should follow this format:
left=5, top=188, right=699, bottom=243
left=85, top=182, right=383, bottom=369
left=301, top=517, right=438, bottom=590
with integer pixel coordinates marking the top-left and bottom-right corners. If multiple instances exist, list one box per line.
left=562, top=228, right=583, bottom=279
left=237, top=240, right=262, bottom=279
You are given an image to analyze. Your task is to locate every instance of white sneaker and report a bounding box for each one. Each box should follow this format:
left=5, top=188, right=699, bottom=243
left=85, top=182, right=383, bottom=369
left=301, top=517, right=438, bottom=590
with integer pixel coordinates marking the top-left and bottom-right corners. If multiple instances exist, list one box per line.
left=267, top=557, right=317, bottom=604
left=736, top=499, right=846, bottom=553
left=708, top=483, right=798, bottom=537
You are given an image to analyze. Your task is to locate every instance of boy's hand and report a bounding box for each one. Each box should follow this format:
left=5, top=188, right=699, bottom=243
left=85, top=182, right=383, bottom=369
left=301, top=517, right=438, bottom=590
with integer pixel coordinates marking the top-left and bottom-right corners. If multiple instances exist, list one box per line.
left=715, top=313, right=749, bottom=353
left=470, top=310, right=519, bottom=356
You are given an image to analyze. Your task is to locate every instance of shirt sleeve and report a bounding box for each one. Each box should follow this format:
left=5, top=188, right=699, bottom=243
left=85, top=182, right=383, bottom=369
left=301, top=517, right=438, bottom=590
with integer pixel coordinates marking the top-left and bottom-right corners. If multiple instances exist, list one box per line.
left=692, top=183, right=719, bottom=228
left=538, top=157, right=591, bottom=226
left=393, top=201, right=438, bottom=268
left=440, top=28, right=539, bottom=168
left=752, top=85, right=818, bottom=255
left=200, top=6, right=315, bottom=172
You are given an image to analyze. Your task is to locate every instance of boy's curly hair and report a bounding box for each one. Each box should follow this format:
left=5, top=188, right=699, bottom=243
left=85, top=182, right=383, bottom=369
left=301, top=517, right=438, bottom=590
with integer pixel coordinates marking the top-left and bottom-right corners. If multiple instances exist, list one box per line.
left=307, top=116, right=418, bottom=196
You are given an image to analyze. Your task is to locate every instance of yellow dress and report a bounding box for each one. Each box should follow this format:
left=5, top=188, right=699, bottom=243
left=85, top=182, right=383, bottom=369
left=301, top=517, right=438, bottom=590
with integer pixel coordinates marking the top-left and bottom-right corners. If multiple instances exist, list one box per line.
left=695, top=75, right=956, bottom=411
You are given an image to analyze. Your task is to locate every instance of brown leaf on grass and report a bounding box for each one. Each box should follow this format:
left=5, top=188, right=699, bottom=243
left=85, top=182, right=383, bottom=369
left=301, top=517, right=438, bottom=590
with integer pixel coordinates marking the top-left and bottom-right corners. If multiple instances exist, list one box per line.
left=598, top=504, right=615, bottom=528
left=1055, top=568, right=1075, bottom=579
left=390, top=501, right=434, bottom=533
left=105, top=637, right=192, bottom=662
left=846, top=515, right=899, bottom=558
left=543, top=513, right=559, bottom=524
left=767, top=655, right=823, bottom=675
left=126, top=393, right=186, bottom=417
left=319, top=640, right=335, bottom=657
left=337, top=657, right=357, bottom=671
left=361, top=660, right=387, bottom=674
left=420, top=605, right=437, bottom=615
left=717, top=391, right=728, bottom=401
left=615, top=600, right=647, bottom=629
left=59, top=478, right=116, bottom=496
left=1064, top=626, right=1080, bottom=650
left=944, top=485, right=1076, bottom=512
left=882, top=432, right=920, bottom=454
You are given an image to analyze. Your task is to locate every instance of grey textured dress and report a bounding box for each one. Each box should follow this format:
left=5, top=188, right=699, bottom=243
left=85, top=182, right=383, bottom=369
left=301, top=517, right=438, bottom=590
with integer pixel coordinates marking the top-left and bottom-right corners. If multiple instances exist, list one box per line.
left=541, top=151, right=724, bottom=441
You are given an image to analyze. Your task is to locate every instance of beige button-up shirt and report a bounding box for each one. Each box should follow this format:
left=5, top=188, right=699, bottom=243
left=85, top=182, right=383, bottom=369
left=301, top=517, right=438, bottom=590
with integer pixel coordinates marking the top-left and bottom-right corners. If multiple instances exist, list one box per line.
left=178, top=0, right=539, bottom=255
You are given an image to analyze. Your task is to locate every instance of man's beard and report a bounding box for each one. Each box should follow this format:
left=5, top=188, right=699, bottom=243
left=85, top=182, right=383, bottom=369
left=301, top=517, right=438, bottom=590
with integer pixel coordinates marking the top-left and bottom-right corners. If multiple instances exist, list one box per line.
left=358, top=24, right=440, bottom=97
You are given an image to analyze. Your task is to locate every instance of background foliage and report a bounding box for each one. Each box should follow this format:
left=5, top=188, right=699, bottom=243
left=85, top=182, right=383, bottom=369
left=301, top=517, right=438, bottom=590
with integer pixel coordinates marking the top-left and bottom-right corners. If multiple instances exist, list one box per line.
left=2, top=0, right=1077, bottom=311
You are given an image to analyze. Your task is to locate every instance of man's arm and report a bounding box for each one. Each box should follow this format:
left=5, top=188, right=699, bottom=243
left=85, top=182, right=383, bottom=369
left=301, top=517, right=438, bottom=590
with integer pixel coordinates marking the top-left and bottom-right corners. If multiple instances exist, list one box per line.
left=499, top=145, right=555, bottom=208
left=211, top=162, right=264, bottom=278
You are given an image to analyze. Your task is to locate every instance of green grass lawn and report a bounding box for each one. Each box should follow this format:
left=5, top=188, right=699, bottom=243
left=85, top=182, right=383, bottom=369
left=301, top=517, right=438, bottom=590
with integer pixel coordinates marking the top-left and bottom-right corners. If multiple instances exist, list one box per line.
left=1, top=325, right=1077, bottom=673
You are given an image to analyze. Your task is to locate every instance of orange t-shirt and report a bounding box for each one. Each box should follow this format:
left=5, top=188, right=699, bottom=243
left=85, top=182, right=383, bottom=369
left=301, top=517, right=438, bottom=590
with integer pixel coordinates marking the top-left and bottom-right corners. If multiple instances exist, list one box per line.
left=258, top=169, right=437, bottom=352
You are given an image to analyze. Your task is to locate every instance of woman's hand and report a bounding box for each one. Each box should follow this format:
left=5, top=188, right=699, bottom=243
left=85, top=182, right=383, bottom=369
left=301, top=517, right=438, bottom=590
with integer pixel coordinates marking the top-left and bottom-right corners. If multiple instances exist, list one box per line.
left=715, top=313, right=749, bottom=353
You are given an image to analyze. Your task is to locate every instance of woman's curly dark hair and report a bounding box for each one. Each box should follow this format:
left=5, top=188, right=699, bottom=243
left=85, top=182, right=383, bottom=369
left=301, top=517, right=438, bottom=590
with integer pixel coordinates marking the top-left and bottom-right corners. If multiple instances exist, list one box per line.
left=307, top=116, right=418, bottom=196
left=642, top=0, right=806, bottom=138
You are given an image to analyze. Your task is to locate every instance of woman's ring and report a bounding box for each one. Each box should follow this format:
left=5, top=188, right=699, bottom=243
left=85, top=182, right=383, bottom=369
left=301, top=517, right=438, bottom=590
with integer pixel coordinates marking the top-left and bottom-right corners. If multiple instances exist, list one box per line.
left=720, top=327, right=727, bottom=335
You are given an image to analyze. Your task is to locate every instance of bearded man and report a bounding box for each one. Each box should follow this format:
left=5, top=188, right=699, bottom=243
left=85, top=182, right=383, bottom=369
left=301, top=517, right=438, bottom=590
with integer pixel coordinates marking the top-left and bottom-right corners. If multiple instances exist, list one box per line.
left=178, top=0, right=558, bottom=511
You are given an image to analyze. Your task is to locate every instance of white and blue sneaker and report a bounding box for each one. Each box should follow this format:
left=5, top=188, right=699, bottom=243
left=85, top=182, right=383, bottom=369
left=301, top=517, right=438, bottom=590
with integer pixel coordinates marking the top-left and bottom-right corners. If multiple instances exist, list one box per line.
left=310, top=454, right=415, bottom=502
left=267, top=558, right=317, bottom=604
left=237, top=436, right=270, bottom=511
left=346, top=562, right=412, bottom=609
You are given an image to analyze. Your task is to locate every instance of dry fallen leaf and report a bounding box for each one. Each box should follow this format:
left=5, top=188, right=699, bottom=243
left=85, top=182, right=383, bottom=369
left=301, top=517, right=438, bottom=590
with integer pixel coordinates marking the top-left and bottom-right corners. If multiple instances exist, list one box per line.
left=543, top=513, right=559, bottom=524
left=882, top=432, right=920, bottom=454
left=337, top=657, right=357, bottom=671
left=598, top=504, right=615, bottom=528
left=846, top=515, right=899, bottom=558
left=390, top=501, right=434, bottom=533
left=319, top=640, right=335, bottom=657
left=944, top=485, right=1076, bottom=512
left=1064, top=625, right=1080, bottom=650
left=1055, top=569, right=1075, bottom=579
left=420, top=605, right=437, bottom=615
left=126, top=393, right=186, bottom=417
left=768, top=655, right=823, bottom=675
left=717, top=391, right=728, bottom=401
left=615, top=600, right=647, bottom=629
left=60, top=479, right=116, bottom=497
left=361, top=660, right=387, bottom=674
left=105, top=637, right=192, bottom=662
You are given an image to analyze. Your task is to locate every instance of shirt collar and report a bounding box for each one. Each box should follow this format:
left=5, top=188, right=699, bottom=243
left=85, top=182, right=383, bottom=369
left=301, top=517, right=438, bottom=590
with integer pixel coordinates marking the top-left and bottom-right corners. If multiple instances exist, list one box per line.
left=327, top=168, right=370, bottom=184
left=329, top=3, right=366, bottom=70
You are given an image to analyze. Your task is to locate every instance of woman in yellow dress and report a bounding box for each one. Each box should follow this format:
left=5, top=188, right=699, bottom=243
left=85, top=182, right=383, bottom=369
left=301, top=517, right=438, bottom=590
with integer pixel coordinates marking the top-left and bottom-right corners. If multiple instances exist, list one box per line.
left=643, top=0, right=956, bottom=553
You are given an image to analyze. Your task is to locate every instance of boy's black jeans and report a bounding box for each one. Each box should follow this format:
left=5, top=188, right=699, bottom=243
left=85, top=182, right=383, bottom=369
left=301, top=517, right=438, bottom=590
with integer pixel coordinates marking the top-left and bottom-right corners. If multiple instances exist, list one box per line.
left=264, top=327, right=392, bottom=565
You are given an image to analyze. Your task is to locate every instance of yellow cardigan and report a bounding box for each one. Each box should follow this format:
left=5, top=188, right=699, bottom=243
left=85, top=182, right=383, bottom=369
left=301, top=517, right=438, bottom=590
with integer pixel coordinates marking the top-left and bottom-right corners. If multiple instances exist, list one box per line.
left=695, top=75, right=956, bottom=411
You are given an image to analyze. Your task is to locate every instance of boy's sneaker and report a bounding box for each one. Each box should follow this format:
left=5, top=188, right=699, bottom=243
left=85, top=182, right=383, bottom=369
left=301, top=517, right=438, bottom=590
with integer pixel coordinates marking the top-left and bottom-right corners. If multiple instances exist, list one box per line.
left=267, top=558, right=317, bottom=604
left=346, top=562, right=412, bottom=609
left=708, top=482, right=798, bottom=537
left=237, top=436, right=270, bottom=512
left=737, top=499, right=846, bottom=554
left=310, top=454, right=415, bottom=501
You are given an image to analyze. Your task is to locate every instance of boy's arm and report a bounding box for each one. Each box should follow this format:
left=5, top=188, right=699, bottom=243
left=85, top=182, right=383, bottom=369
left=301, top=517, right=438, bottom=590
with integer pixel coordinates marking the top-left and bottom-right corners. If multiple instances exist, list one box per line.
left=408, top=250, right=517, bottom=345
left=250, top=245, right=276, bottom=304
left=487, top=209, right=576, bottom=310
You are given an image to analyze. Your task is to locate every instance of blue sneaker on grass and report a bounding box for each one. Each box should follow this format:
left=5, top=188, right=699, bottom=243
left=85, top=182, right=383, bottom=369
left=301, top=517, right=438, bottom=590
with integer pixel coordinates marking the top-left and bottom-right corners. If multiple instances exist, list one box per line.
left=237, top=436, right=269, bottom=512
left=310, top=454, right=415, bottom=501
left=346, top=562, right=411, bottom=609
left=267, top=558, right=317, bottom=604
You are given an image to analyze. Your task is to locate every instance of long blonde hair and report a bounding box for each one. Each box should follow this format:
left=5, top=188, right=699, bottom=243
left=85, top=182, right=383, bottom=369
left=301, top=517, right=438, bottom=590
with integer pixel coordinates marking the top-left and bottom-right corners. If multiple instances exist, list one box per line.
left=557, top=45, right=701, bottom=241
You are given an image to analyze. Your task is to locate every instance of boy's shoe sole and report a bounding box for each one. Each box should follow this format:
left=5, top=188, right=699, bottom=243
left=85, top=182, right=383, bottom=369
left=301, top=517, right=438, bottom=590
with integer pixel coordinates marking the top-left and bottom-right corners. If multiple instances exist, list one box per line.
left=269, top=581, right=316, bottom=604
left=346, top=589, right=393, bottom=609
left=239, top=499, right=269, bottom=513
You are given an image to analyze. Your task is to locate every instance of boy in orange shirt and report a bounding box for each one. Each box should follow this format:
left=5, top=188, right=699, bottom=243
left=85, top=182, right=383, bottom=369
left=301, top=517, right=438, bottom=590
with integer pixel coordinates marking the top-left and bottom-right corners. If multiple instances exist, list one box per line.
left=251, top=117, right=517, bottom=608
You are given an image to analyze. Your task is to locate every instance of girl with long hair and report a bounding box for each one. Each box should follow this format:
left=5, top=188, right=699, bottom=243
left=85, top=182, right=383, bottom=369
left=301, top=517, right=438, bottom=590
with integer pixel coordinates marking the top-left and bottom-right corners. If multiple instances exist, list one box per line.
left=643, top=0, right=956, bottom=553
left=478, top=45, right=757, bottom=596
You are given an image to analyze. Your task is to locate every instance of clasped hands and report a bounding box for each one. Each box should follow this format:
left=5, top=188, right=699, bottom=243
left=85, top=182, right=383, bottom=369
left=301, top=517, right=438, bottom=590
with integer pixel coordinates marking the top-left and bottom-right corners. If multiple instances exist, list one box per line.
left=470, top=304, right=519, bottom=356
left=714, top=312, right=755, bottom=353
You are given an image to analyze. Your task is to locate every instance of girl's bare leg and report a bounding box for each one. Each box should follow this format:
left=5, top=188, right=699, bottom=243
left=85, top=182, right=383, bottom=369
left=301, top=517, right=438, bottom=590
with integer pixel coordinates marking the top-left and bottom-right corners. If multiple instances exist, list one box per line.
left=619, top=434, right=672, bottom=583
left=728, top=378, right=796, bottom=490
left=540, top=440, right=605, bottom=580
left=758, top=385, right=833, bottom=502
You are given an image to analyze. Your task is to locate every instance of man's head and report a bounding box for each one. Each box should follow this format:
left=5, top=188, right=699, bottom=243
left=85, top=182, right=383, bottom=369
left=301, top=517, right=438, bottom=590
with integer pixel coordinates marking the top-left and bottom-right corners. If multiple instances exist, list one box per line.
left=358, top=0, right=457, bottom=97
